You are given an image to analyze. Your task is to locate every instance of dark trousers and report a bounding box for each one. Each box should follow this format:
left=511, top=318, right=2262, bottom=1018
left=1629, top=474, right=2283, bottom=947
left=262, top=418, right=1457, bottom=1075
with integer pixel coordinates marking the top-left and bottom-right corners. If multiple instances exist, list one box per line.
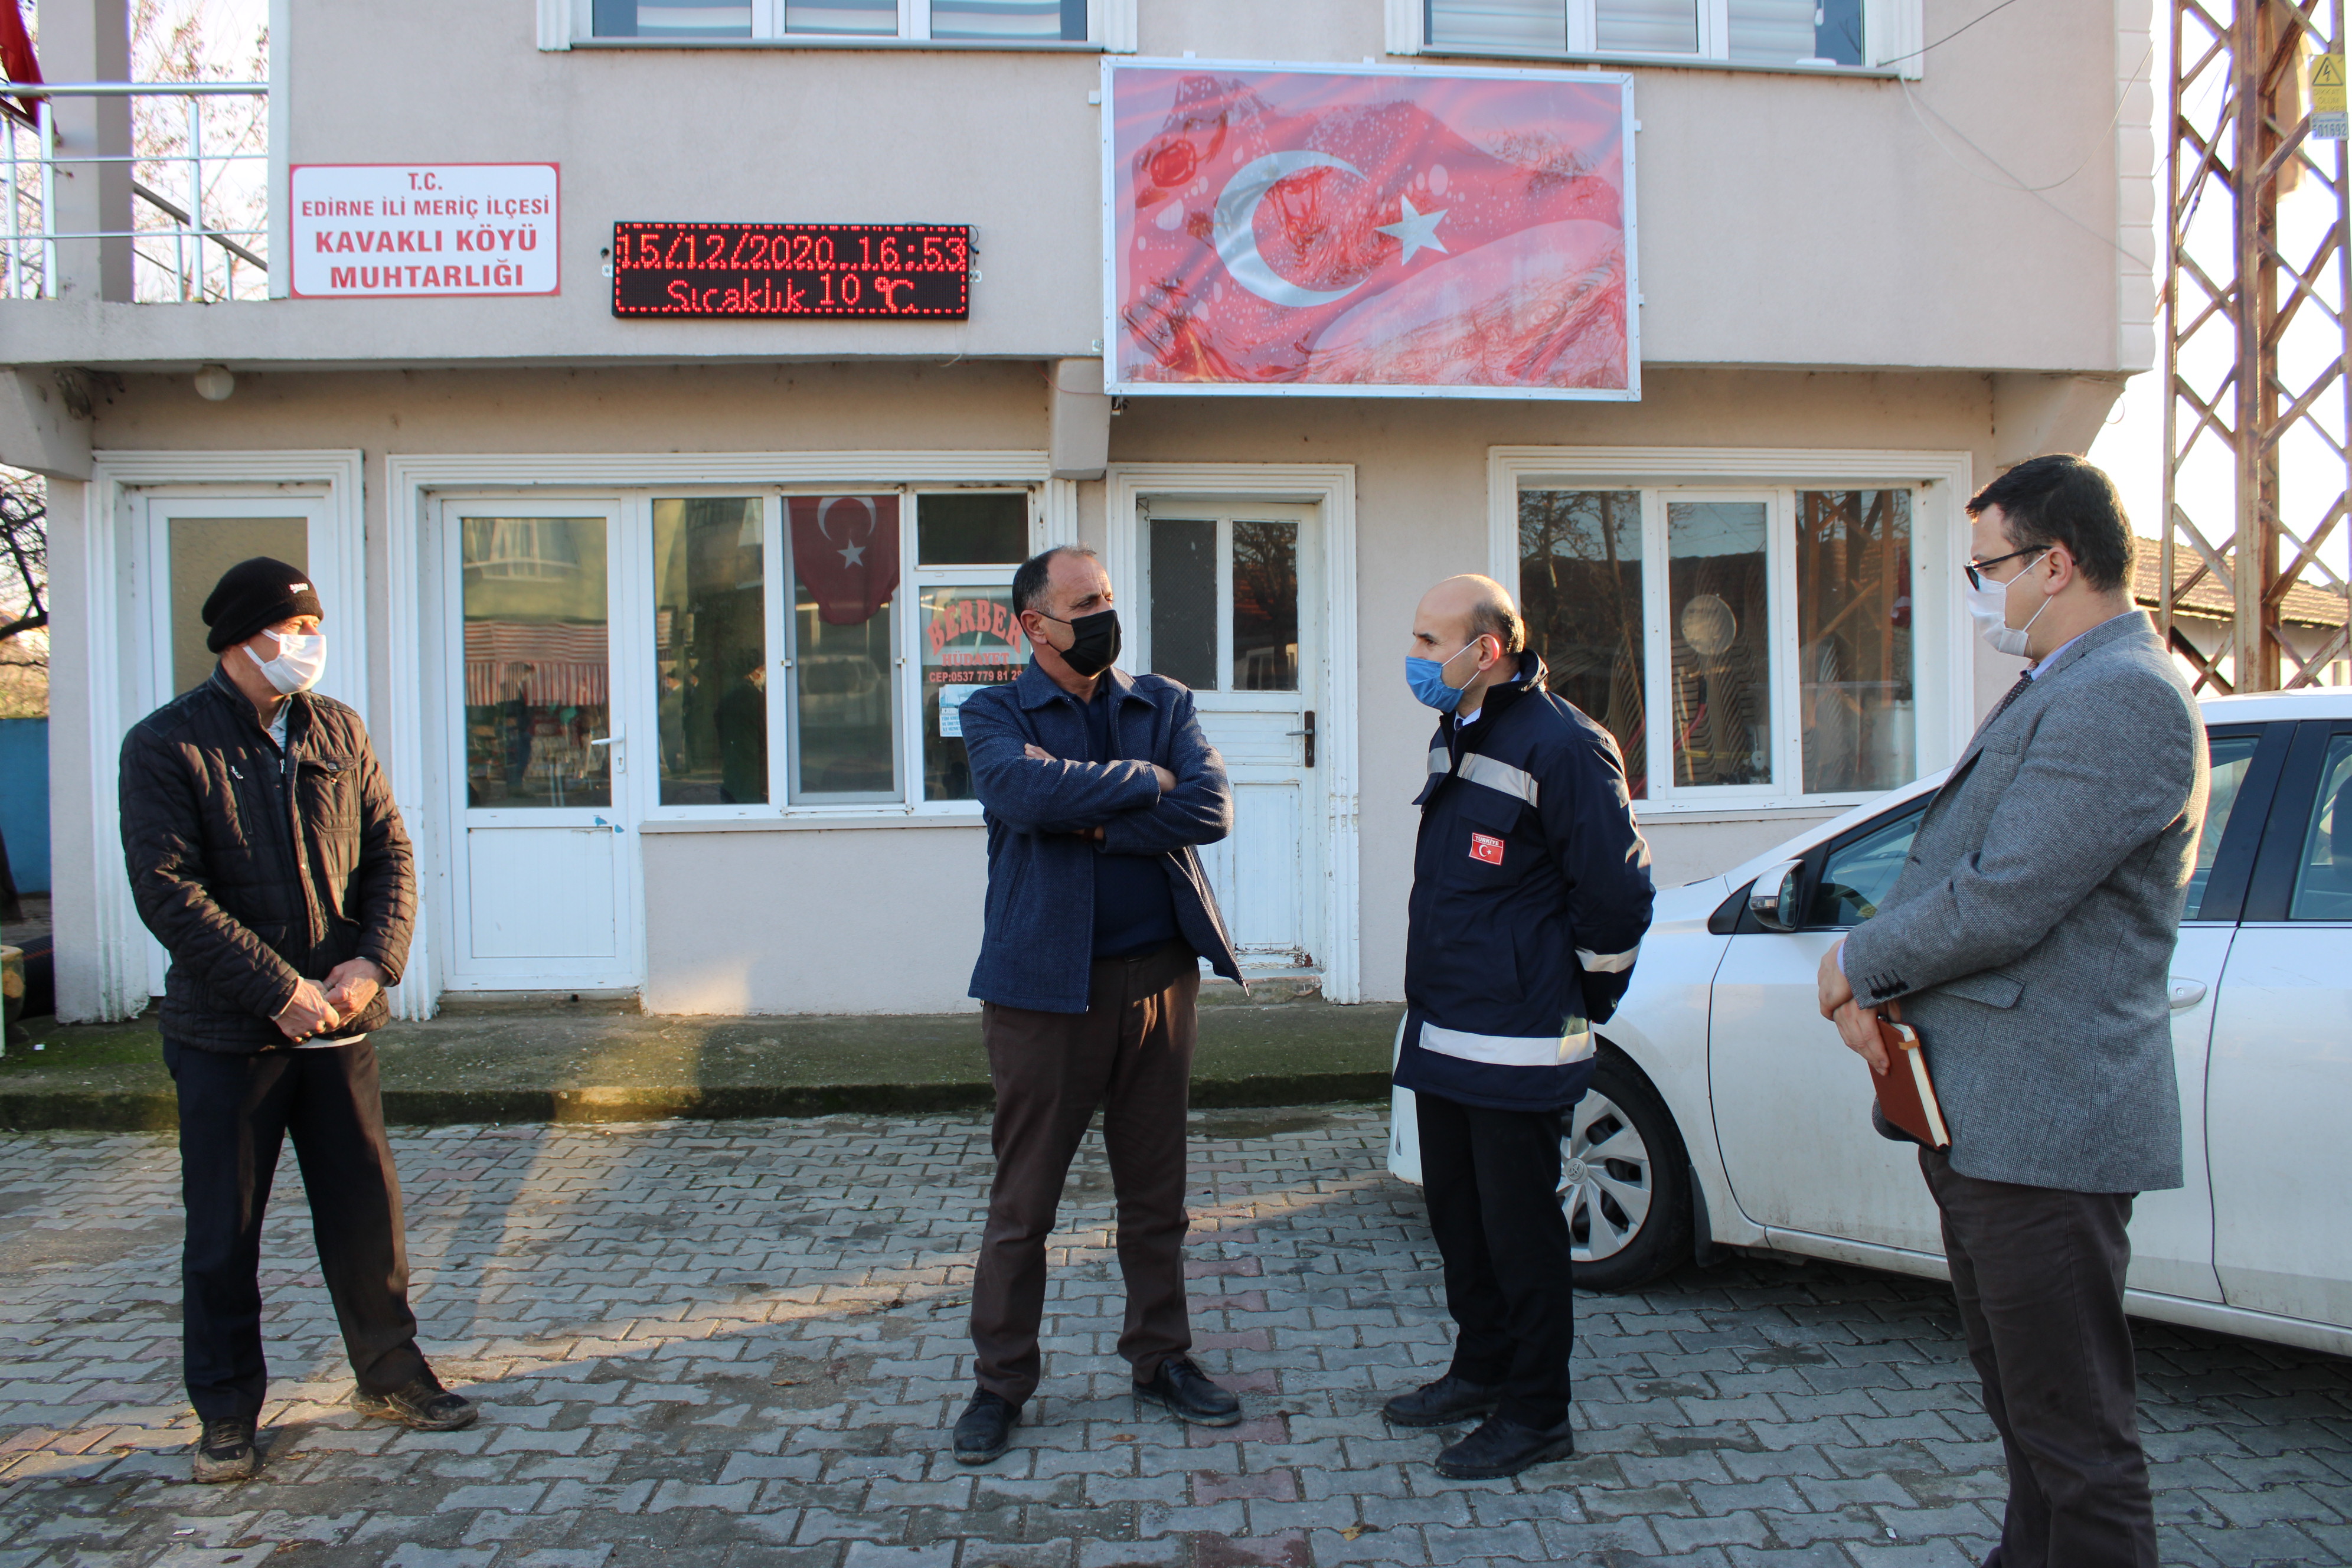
left=1921, top=1148, right=2158, bottom=1568
left=1417, top=1090, right=1575, bottom=1429
left=970, top=942, right=1198, bottom=1406
left=166, top=1039, right=429, bottom=1422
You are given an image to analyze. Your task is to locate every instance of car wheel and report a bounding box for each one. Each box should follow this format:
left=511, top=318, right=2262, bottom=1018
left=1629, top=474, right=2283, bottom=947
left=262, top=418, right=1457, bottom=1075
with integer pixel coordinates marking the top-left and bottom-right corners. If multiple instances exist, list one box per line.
left=1563, top=1050, right=1693, bottom=1293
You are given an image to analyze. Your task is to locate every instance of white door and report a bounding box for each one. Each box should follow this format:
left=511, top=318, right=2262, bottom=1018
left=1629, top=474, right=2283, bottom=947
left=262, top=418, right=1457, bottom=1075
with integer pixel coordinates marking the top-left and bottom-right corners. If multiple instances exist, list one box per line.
left=441, top=502, right=641, bottom=989
left=1135, top=501, right=1323, bottom=974
left=133, top=492, right=347, bottom=998
left=1708, top=723, right=2260, bottom=1293
left=2209, top=720, right=2352, bottom=1328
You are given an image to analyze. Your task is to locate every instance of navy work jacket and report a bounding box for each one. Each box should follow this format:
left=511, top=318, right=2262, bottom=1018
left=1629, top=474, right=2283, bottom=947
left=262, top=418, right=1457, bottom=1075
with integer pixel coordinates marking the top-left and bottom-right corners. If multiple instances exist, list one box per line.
left=962, top=660, right=1243, bottom=1013
left=1397, top=654, right=1655, bottom=1112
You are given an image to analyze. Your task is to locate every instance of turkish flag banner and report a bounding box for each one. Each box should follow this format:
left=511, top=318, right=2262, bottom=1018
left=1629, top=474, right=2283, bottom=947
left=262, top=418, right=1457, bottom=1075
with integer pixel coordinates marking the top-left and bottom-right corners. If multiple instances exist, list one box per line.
left=1106, top=61, right=1636, bottom=400
left=790, top=495, right=901, bottom=625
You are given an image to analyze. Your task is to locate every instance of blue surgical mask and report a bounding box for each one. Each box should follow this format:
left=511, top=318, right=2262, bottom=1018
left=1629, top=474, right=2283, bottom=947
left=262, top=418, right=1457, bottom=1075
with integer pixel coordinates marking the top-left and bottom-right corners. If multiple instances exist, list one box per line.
left=1405, top=639, right=1484, bottom=713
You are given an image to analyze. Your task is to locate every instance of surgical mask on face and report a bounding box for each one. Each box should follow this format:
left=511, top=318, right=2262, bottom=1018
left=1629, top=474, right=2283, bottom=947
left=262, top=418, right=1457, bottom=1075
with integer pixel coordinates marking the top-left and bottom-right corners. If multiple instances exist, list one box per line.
left=1042, top=607, right=1121, bottom=678
left=1964, top=552, right=2051, bottom=658
left=1405, top=638, right=1486, bottom=714
left=245, top=628, right=326, bottom=694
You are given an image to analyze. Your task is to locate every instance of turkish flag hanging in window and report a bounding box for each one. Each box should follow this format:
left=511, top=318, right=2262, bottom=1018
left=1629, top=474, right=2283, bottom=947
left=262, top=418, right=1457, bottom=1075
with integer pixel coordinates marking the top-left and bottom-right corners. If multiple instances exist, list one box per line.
left=790, top=495, right=900, bottom=626
left=1, top=0, right=43, bottom=127
left=1106, top=61, right=1636, bottom=400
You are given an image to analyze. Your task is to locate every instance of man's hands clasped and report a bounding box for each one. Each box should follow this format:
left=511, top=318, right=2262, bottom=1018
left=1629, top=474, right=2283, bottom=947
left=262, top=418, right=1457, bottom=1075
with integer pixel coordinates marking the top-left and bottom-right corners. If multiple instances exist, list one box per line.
left=1817, top=939, right=1890, bottom=1075
left=271, top=958, right=388, bottom=1043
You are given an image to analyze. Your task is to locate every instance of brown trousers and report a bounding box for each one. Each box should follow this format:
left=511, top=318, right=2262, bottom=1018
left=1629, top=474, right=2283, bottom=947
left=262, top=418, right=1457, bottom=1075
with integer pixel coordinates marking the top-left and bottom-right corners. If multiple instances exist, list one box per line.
left=969, top=941, right=1198, bottom=1406
left=1921, top=1148, right=2159, bottom=1568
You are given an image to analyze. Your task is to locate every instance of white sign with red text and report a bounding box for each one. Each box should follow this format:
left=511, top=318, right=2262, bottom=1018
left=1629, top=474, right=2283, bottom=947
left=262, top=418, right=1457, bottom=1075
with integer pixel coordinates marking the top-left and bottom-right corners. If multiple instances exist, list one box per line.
left=290, top=163, right=559, bottom=298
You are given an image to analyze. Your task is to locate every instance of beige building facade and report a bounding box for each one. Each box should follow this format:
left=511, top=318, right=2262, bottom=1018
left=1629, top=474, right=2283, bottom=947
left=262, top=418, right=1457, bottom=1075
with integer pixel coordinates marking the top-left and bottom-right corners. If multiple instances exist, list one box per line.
left=5, top=0, right=2157, bottom=1022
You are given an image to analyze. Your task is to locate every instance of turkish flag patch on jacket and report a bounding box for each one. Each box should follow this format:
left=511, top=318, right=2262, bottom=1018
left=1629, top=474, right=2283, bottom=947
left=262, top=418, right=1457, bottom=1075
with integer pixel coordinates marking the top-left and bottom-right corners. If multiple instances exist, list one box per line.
left=1469, top=832, right=1505, bottom=865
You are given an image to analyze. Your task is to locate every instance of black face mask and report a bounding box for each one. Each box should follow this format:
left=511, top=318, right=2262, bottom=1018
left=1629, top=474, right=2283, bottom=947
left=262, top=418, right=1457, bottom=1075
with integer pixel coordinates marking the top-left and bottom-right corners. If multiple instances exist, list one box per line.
left=1043, top=607, right=1122, bottom=677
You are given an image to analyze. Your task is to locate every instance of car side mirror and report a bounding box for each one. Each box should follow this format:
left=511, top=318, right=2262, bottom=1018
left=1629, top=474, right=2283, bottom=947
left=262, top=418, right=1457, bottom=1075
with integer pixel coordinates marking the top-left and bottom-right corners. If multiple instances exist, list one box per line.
left=1748, top=859, right=1804, bottom=933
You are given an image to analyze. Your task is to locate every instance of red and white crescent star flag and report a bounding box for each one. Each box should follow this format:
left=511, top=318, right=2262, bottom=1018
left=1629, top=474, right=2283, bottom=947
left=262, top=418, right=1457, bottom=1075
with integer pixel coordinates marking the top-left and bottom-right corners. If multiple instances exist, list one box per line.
left=789, top=495, right=901, bottom=626
left=1109, top=64, right=1634, bottom=397
left=0, top=0, right=43, bottom=126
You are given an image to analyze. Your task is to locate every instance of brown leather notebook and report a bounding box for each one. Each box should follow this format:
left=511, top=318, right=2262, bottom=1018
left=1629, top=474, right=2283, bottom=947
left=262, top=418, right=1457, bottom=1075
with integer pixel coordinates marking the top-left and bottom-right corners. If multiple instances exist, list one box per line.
left=1871, top=1004, right=1951, bottom=1150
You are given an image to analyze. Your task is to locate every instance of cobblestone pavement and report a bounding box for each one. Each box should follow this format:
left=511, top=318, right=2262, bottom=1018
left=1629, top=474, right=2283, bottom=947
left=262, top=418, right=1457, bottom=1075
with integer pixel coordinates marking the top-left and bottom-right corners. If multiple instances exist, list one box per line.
left=4, top=1108, right=2350, bottom=1568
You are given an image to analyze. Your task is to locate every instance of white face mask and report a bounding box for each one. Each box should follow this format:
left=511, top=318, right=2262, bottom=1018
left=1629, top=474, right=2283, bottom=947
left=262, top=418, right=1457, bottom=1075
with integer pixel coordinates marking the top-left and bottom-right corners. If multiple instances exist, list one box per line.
left=1964, top=551, right=2051, bottom=658
left=245, top=628, right=326, bottom=694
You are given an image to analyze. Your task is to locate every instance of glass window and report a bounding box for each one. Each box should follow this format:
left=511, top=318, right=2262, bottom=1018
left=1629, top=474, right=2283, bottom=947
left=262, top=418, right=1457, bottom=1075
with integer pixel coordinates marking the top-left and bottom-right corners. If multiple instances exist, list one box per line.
left=1731, top=0, right=1864, bottom=65
left=462, top=517, right=611, bottom=809
left=1795, top=489, right=1913, bottom=795
left=922, top=586, right=1027, bottom=801
left=1149, top=518, right=1219, bottom=692
left=1427, top=0, right=1567, bottom=51
left=787, top=495, right=899, bottom=801
left=932, top=0, right=1087, bottom=40
left=1233, top=520, right=1299, bottom=692
left=2186, top=733, right=2263, bottom=920
left=1807, top=803, right=1925, bottom=927
left=1520, top=490, right=1645, bottom=798
left=592, top=0, right=753, bottom=37
left=168, top=516, right=306, bottom=696
left=1668, top=501, right=1772, bottom=788
left=1599, top=0, right=1698, bottom=54
left=2288, top=734, right=2352, bottom=921
left=651, top=499, right=766, bottom=806
left=782, top=0, right=898, bottom=34
left=918, top=493, right=1028, bottom=566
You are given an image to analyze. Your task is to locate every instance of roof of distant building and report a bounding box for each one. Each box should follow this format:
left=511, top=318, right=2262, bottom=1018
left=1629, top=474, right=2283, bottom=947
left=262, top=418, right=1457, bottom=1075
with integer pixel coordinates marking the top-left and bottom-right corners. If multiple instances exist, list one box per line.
left=2133, top=551, right=2349, bottom=628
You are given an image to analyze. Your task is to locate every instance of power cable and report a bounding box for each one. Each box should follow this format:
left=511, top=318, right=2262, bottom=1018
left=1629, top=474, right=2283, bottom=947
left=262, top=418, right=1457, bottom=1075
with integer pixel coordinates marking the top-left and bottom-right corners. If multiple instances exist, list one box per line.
left=1877, top=0, right=2027, bottom=69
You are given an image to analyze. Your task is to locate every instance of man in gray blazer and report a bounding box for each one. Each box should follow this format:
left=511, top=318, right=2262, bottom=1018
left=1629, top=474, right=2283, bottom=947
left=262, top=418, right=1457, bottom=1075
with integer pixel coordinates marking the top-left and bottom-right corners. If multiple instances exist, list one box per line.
left=1817, top=454, right=2206, bottom=1568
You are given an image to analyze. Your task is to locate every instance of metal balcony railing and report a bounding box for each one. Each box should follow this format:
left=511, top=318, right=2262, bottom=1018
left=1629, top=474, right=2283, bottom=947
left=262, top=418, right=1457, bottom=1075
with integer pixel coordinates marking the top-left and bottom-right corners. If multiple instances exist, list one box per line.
left=2, top=80, right=270, bottom=302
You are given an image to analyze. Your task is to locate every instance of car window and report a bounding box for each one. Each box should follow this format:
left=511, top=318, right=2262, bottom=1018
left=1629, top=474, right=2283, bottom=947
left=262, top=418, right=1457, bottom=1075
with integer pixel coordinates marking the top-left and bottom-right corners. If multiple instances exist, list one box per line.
left=2288, top=733, right=2352, bottom=921
left=2186, top=733, right=2264, bottom=920
left=1808, top=803, right=1926, bottom=927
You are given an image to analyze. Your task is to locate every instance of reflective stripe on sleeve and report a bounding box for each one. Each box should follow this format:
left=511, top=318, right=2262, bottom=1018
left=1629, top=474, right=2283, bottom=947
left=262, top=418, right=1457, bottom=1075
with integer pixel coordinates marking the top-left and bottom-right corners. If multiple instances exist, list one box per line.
left=1427, top=746, right=1451, bottom=776
left=1575, top=944, right=1641, bottom=974
left=1456, top=753, right=1540, bottom=806
left=1417, top=1021, right=1595, bottom=1067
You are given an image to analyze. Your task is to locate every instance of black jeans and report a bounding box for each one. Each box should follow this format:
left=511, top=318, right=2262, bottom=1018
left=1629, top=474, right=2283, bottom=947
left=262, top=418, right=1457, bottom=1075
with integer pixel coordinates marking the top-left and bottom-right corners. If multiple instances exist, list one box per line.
left=166, top=1039, right=429, bottom=1422
left=1416, top=1090, right=1575, bottom=1428
left=1921, top=1148, right=2158, bottom=1568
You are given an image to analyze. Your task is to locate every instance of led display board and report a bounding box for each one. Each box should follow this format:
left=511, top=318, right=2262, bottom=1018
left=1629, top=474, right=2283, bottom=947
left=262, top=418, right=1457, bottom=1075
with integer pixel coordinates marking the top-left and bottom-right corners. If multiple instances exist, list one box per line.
left=611, top=222, right=970, bottom=318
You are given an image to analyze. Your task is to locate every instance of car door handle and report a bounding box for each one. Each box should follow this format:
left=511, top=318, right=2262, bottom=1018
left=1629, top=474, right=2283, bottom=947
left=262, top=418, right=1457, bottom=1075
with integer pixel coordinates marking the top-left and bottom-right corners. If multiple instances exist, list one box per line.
left=2168, top=978, right=2208, bottom=1011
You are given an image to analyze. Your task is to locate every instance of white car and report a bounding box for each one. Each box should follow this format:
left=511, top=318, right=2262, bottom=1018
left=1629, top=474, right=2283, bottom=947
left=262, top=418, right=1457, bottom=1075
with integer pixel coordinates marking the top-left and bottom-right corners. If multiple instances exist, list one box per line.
left=1390, top=690, right=2352, bottom=1357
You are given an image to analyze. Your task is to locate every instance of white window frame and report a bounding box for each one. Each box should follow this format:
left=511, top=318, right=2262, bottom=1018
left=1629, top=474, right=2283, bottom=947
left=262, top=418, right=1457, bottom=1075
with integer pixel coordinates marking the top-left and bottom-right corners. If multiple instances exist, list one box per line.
left=1390, top=0, right=1923, bottom=79
left=1488, top=445, right=1973, bottom=819
left=547, top=0, right=1137, bottom=50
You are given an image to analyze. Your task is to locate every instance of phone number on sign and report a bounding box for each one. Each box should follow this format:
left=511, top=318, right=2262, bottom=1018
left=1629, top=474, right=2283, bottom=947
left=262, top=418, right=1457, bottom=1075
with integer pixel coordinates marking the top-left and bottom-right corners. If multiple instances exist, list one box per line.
left=610, top=222, right=971, bottom=319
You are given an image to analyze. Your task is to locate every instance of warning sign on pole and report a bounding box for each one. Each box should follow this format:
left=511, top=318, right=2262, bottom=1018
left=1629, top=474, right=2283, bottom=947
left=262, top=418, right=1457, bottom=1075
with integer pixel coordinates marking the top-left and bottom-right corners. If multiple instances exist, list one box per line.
left=2313, top=53, right=2346, bottom=140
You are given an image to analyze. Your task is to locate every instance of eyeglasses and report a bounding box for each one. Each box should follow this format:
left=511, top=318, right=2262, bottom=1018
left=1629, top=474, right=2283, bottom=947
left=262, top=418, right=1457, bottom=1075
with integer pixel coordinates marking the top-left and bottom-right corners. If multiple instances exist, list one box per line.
left=1964, top=546, right=2049, bottom=592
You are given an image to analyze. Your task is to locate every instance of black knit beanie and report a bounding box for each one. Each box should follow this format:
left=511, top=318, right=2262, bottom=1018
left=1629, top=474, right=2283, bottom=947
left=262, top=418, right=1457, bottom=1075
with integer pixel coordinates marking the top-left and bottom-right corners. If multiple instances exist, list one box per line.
left=202, top=557, right=324, bottom=653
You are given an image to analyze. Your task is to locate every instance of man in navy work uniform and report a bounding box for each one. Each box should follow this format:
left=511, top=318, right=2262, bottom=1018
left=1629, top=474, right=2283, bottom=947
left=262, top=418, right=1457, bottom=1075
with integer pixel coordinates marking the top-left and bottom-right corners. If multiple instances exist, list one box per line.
left=949, top=545, right=1247, bottom=1465
left=117, top=557, right=476, bottom=1485
left=1387, top=573, right=1653, bottom=1479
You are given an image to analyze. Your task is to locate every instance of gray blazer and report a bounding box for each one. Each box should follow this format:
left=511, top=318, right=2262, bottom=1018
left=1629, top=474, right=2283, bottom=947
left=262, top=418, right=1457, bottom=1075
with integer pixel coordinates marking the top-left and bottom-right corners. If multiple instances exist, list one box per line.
left=1840, top=612, right=2207, bottom=1194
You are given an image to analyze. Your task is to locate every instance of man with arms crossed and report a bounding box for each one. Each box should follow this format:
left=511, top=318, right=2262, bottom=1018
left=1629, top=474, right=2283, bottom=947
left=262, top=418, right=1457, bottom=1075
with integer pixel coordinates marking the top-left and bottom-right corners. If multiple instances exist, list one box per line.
left=950, top=545, right=1247, bottom=1464
left=1387, top=574, right=1652, bottom=1479
left=120, top=558, right=476, bottom=1483
left=1819, top=455, right=2205, bottom=1568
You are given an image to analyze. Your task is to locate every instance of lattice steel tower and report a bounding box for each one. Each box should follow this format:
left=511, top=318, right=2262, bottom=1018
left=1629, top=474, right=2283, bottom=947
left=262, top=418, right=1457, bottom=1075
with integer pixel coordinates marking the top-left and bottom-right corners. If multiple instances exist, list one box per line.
left=2165, top=0, right=2352, bottom=690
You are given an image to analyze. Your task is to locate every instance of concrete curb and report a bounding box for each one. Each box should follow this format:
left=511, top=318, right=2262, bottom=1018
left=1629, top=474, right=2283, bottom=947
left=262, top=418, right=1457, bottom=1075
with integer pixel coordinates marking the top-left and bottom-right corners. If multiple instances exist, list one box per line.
left=0, top=1069, right=1393, bottom=1133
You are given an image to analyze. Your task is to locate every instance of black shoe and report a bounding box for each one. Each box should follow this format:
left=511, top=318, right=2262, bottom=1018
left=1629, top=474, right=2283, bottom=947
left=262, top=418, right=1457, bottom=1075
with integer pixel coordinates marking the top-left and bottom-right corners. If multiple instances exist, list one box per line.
left=191, top=1416, right=259, bottom=1483
left=1433, top=1414, right=1576, bottom=1479
left=352, top=1374, right=478, bottom=1432
left=1381, top=1373, right=1504, bottom=1428
left=1133, top=1355, right=1243, bottom=1427
left=952, top=1389, right=1020, bottom=1465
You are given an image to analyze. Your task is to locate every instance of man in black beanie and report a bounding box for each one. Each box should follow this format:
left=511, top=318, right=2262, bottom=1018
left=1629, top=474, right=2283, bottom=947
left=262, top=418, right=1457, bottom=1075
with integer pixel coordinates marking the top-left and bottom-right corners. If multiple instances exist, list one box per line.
left=119, top=556, right=476, bottom=1483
